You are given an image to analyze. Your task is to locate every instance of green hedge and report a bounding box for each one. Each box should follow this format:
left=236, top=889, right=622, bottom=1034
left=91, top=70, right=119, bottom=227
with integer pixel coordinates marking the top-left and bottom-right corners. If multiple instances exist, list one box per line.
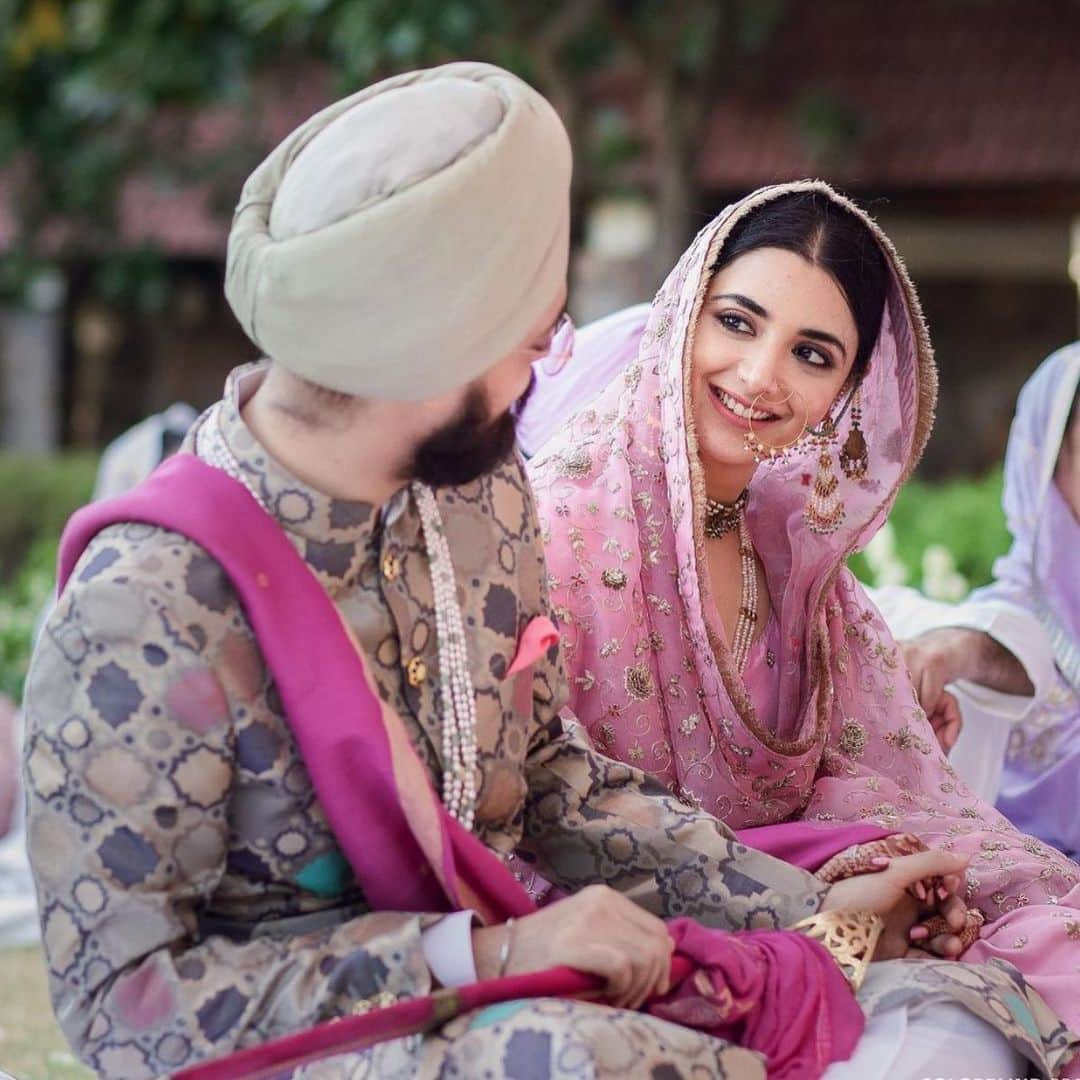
left=0, top=453, right=97, bottom=700
left=0, top=455, right=1012, bottom=704
left=848, top=466, right=1010, bottom=594
left=0, top=453, right=97, bottom=581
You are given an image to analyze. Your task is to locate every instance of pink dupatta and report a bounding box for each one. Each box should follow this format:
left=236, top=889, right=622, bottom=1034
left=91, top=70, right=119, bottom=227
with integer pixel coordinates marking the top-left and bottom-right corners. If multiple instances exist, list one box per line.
left=530, top=181, right=1080, bottom=1038
left=58, top=453, right=862, bottom=1078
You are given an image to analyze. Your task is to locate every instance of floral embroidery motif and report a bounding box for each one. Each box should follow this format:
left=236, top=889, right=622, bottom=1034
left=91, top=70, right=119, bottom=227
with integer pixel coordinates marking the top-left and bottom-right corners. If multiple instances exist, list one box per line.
left=624, top=663, right=655, bottom=700
left=601, top=568, right=628, bottom=590
left=884, top=726, right=933, bottom=754
left=838, top=719, right=868, bottom=759
left=558, top=448, right=592, bottom=479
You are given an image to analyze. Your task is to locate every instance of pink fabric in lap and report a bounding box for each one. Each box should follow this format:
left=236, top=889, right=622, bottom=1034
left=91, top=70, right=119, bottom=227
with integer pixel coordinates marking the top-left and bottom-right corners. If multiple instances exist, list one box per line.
left=529, top=181, right=1080, bottom=1039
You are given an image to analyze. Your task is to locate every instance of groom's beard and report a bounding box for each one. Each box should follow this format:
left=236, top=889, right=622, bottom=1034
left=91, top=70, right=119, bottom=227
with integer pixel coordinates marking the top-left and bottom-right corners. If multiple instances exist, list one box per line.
left=408, top=379, right=532, bottom=489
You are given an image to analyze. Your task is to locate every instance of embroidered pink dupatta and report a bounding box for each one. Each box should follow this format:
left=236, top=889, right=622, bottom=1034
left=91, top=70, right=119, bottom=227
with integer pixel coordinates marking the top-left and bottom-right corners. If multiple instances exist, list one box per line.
left=531, top=181, right=1080, bottom=1038
left=57, top=453, right=862, bottom=1079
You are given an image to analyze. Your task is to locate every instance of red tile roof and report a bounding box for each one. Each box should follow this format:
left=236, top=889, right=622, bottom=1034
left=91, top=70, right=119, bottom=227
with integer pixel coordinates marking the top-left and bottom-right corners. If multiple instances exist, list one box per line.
left=696, top=0, right=1080, bottom=191
left=2, top=1, right=1077, bottom=257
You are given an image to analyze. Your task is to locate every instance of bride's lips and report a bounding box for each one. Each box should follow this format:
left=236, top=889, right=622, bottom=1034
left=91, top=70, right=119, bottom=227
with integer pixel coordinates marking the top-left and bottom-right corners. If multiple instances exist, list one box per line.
left=706, top=384, right=784, bottom=431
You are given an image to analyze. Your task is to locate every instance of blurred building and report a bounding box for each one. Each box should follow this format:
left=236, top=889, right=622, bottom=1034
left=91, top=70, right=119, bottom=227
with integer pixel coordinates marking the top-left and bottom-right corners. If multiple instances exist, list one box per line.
left=2, top=0, right=1078, bottom=476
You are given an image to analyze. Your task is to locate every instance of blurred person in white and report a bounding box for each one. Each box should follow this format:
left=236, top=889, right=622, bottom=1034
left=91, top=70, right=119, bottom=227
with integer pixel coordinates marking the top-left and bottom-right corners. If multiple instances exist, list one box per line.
left=895, top=344, right=1078, bottom=855
left=0, top=402, right=195, bottom=946
left=519, top=315, right=1077, bottom=844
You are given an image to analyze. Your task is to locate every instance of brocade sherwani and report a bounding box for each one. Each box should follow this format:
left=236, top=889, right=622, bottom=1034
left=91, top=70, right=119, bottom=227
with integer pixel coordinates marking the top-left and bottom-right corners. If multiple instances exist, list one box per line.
left=22, top=366, right=831, bottom=1078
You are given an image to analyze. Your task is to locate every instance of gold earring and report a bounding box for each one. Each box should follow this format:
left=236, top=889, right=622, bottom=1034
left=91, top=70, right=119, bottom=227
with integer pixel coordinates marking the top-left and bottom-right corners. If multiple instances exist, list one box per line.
left=839, top=387, right=868, bottom=480
left=803, top=418, right=845, bottom=535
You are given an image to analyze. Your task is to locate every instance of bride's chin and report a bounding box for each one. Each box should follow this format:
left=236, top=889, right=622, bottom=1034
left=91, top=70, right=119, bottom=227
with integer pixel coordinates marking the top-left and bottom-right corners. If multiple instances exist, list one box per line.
left=698, top=429, right=756, bottom=477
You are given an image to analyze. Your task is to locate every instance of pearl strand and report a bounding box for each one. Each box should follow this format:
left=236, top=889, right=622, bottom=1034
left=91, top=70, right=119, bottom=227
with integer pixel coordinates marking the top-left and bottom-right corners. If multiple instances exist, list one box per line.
left=194, top=403, right=479, bottom=831
left=413, top=483, right=479, bottom=832
left=730, top=511, right=759, bottom=673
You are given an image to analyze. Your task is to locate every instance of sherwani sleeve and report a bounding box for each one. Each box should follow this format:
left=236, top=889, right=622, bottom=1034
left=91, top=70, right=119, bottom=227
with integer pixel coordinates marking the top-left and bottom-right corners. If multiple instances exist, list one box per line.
left=517, top=647, right=827, bottom=930
left=22, top=530, right=439, bottom=1078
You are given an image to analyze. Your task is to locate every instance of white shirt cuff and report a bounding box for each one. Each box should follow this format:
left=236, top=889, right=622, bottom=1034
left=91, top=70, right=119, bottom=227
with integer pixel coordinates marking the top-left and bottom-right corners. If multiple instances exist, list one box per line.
left=867, top=586, right=1057, bottom=718
left=421, top=909, right=478, bottom=988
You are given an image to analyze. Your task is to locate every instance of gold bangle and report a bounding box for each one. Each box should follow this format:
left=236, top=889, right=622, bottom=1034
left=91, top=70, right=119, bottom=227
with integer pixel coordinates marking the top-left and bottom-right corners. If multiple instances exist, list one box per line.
left=789, top=909, right=884, bottom=993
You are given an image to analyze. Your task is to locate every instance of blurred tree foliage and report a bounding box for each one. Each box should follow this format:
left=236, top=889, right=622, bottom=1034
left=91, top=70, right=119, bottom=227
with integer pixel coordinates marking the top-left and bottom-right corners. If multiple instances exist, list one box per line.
left=0, top=0, right=796, bottom=289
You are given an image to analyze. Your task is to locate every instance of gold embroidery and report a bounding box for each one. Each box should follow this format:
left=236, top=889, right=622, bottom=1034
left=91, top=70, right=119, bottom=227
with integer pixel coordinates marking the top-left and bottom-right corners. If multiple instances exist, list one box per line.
left=559, top=448, right=592, bottom=479
left=838, top=719, right=868, bottom=758
left=680, top=713, right=700, bottom=736
left=625, top=663, right=655, bottom=700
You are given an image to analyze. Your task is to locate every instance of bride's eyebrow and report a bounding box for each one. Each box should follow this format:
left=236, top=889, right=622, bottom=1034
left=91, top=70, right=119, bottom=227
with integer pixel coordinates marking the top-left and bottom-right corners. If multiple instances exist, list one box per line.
left=711, top=291, right=848, bottom=357
left=710, top=292, right=768, bottom=318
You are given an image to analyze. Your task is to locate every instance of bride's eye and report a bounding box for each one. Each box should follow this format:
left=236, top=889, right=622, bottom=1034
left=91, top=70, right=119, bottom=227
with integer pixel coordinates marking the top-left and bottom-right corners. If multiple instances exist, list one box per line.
left=794, top=343, right=833, bottom=369
left=716, top=312, right=752, bottom=334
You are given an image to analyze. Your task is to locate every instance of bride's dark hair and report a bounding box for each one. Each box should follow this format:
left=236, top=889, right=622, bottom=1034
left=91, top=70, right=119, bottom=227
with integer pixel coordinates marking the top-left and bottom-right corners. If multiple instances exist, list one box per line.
left=710, top=190, right=889, bottom=378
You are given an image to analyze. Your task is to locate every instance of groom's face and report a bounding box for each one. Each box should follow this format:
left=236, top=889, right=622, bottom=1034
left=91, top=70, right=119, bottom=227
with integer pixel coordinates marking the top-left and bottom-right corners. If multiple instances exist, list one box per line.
left=407, top=289, right=567, bottom=488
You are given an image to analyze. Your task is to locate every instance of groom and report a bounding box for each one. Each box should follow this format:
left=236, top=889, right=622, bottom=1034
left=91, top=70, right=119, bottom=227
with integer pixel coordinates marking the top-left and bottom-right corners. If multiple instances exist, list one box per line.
left=23, top=63, right=965, bottom=1077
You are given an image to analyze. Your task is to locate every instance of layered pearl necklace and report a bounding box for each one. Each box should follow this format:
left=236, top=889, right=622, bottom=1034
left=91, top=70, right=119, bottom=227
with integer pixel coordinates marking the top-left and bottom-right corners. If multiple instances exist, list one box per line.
left=730, top=514, right=759, bottom=673
left=195, top=403, right=479, bottom=831
left=704, top=491, right=759, bottom=673
left=412, top=482, right=478, bottom=831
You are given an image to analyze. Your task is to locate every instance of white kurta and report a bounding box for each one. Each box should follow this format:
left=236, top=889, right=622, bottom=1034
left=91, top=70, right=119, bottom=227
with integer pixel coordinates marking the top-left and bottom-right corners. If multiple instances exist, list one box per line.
left=868, top=585, right=1057, bottom=802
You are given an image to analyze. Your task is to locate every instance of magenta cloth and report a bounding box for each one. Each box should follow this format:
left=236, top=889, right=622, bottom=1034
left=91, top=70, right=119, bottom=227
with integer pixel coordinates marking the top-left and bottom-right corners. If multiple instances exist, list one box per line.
left=529, top=181, right=1080, bottom=1039
left=651, top=919, right=861, bottom=1080
left=174, top=920, right=861, bottom=1080
left=58, top=453, right=865, bottom=1077
left=737, top=822, right=893, bottom=873
left=174, top=921, right=860, bottom=1080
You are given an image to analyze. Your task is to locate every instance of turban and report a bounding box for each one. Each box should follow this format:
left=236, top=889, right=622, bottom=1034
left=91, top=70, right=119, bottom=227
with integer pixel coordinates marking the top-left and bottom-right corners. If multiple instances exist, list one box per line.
left=225, top=62, right=571, bottom=401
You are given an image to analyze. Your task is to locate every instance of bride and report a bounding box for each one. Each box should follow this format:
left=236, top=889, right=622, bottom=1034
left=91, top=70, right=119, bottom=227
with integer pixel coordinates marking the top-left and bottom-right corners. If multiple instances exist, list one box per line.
left=529, top=181, right=1080, bottom=1068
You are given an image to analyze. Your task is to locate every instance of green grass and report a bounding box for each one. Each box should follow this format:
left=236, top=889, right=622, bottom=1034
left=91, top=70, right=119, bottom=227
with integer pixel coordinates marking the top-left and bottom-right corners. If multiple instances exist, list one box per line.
left=0, top=947, right=92, bottom=1079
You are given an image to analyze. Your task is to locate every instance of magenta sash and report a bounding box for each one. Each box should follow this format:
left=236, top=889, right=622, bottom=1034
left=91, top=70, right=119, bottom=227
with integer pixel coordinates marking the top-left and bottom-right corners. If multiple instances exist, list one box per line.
left=58, top=453, right=534, bottom=925
left=59, top=454, right=865, bottom=1078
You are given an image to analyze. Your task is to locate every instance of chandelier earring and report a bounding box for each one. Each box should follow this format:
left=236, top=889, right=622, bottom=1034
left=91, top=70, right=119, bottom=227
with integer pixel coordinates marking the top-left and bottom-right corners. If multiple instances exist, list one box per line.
left=743, top=387, right=810, bottom=465
left=802, top=386, right=855, bottom=536
left=838, top=385, right=869, bottom=480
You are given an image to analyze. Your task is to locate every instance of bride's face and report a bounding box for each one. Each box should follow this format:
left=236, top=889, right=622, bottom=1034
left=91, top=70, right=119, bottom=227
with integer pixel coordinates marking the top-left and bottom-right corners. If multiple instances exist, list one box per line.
left=690, top=246, right=859, bottom=478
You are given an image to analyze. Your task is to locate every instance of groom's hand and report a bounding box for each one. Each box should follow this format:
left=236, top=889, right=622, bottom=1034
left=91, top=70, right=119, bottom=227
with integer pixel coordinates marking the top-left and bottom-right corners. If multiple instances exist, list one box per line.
left=473, top=884, right=674, bottom=1009
left=821, top=849, right=970, bottom=960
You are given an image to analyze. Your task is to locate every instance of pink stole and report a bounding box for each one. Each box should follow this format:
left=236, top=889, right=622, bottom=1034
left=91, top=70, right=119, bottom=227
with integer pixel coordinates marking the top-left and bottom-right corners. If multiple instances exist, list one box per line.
left=58, top=453, right=864, bottom=1079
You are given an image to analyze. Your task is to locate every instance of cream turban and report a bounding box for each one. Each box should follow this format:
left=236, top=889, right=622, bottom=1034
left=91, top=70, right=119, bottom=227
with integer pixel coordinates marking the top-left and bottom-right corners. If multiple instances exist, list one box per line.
left=225, top=62, right=571, bottom=401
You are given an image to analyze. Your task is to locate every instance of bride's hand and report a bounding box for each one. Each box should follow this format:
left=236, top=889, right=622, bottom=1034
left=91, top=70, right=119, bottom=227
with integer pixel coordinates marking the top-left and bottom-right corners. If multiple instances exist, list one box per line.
left=821, top=849, right=970, bottom=960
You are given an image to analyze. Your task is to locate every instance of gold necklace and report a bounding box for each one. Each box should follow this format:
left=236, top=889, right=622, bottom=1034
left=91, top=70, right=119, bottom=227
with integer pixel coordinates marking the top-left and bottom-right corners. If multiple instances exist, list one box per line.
left=703, top=488, right=749, bottom=539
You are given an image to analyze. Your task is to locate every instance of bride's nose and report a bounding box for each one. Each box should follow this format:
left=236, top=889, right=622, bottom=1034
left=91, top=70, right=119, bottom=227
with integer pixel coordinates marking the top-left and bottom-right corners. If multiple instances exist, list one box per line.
left=736, top=346, right=785, bottom=400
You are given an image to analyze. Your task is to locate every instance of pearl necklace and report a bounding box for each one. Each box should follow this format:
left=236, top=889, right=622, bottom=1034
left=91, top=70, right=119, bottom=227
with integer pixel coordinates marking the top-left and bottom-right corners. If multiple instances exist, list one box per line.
left=730, top=512, right=759, bottom=673
left=194, top=403, right=479, bottom=831
left=412, top=482, right=479, bottom=831
left=703, top=495, right=759, bottom=673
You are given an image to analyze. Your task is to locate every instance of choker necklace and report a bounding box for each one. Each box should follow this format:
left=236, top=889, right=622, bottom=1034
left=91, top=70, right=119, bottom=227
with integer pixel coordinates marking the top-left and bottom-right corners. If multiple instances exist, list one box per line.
left=704, top=489, right=749, bottom=539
